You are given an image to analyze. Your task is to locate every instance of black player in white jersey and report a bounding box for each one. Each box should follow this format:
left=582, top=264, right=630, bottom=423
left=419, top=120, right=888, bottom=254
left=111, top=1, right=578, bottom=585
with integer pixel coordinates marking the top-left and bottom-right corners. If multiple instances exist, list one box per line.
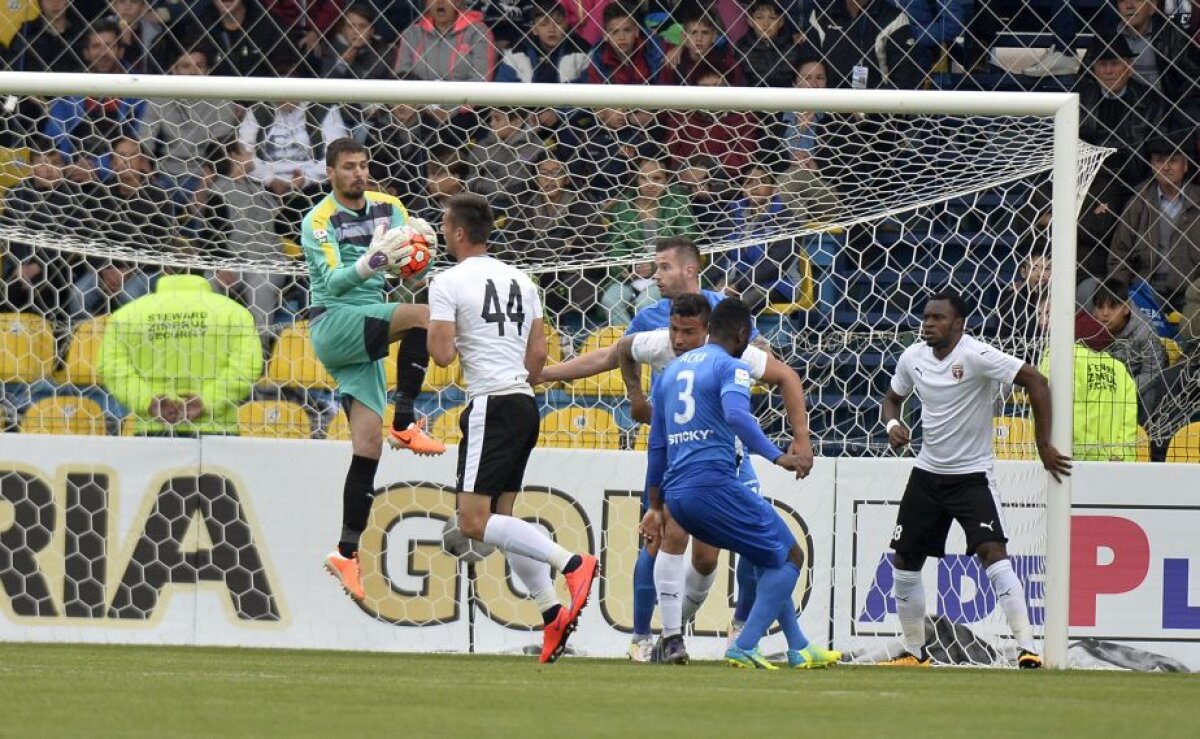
left=880, top=290, right=1071, bottom=669
left=426, top=193, right=599, bottom=664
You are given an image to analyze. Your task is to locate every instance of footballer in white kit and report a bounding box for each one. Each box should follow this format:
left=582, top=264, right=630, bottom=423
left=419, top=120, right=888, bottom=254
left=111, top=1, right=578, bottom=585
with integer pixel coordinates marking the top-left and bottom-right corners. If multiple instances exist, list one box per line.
left=880, top=290, right=1071, bottom=669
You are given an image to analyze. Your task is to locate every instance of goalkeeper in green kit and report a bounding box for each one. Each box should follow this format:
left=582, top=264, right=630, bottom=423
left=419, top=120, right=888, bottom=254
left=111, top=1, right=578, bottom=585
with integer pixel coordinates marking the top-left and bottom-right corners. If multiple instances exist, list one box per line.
left=301, top=137, right=444, bottom=602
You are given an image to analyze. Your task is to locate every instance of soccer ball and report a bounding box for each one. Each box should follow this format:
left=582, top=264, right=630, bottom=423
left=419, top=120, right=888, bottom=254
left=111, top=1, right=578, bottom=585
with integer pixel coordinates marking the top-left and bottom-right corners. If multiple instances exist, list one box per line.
left=386, top=228, right=433, bottom=280
left=441, top=515, right=496, bottom=563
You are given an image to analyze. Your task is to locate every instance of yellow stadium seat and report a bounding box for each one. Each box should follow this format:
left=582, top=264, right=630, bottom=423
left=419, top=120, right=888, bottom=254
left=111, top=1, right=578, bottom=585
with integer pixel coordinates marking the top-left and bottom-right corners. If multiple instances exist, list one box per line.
left=543, top=325, right=564, bottom=366
left=265, top=321, right=335, bottom=389
left=432, top=405, right=466, bottom=446
left=993, top=416, right=1036, bottom=460
left=760, top=256, right=816, bottom=314
left=1162, top=338, right=1182, bottom=366
left=539, top=407, right=622, bottom=449
left=381, top=344, right=461, bottom=393
left=324, top=403, right=395, bottom=441
left=0, top=147, right=29, bottom=195
left=1136, top=425, right=1151, bottom=463
left=0, top=312, right=56, bottom=383
left=1166, top=422, right=1200, bottom=463
left=61, top=317, right=107, bottom=386
left=21, top=397, right=107, bottom=436
left=632, top=424, right=649, bottom=451
left=237, top=400, right=312, bottom=439
left=564, top=326, right=649, bottom=396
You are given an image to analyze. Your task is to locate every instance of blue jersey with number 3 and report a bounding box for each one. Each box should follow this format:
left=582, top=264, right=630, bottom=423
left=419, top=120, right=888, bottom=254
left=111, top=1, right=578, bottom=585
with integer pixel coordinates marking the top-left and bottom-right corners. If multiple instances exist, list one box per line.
left=651, top=343, right=755, bottom=493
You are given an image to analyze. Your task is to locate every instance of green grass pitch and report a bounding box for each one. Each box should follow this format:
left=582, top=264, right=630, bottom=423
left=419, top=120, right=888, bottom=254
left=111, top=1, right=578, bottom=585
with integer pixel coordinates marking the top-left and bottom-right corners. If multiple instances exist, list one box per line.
left=1, top=643, right=1195, bottom=738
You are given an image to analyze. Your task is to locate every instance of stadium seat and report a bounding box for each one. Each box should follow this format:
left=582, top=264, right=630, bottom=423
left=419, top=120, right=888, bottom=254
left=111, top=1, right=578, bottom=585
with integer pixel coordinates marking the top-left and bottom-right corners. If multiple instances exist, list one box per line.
left=631, top=423, right=649, bottom=451
left=760, top=256, right=816, bottom=314
left=0, top=313, right=56, bottom=383
left=265, top=321, right=334, bottom=390
left=1162, top=338, right=1182, bottom=366
left=1136, top=426, right=1150, bottom=463
left=0, top=146, right=29, bottom=196
left=237, top=400, right=312, bottom=439
left=432, top=405, right=466, bottom=446
left=324, top=403, right=394, bottom=441
left=993, top=416, right=1036, bottom=460
left=1166, top=422, right=1200, bottom=463
left=543, top=325, right=564, bottom=366
left=383, top=341, right=462, bottom=392
left=539, top=407, right=622, bottom=449
left=20, top=396, right=107, bottom=436
left=61, top=317, right=108, bottom=386
left=565, top=326, right=649, bottom=397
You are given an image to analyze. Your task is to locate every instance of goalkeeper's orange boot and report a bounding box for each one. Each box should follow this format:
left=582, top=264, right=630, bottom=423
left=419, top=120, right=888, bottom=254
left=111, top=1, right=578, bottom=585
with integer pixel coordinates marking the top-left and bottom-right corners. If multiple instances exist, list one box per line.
left=540, top=607, right=576, bottom=664
left=563, top=554, right=599, bottom=624
left=325, top=550, right=364, bottom=601
left=879, top=649, right=932, bottom=667
left=387, top=417, right=445, bottom=456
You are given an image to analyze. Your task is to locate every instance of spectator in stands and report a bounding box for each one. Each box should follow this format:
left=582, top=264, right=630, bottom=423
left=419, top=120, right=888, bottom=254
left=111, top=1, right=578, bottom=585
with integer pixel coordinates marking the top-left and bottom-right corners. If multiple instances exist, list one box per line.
left=661, top=3, right=742, bottom=86
left=1091, top=277, right=1169, bottom=418
left=494, top=0, right=589, bottom=83
left=99, top=267, right=263, bottom=436
left=190, top=0, right=290, bottom=77
left=559, top=0, right=615, bottom=47
left=737, top=0, right=807, bottom=88
left=676, top=154, right=732, bottom=243
left=69, top=137, right=178, bottom=321
left=43, top=21, right=145, bottom=185
left=394, top=0, right=496, bottom=83
left=465, top=106, right=546, bottom=199
left=890, top=0, right=971, bottom=75
left=587, top=0, right=669, bottom=84
left=237, top=83, right=348, bottom=235
left=318, top=3, right=391, bottom=81
left=712, top=163, right=806, bottom=312
left=805, top=0, right=922, bottom=90
left=2, top=0, right=89, bottom=72
left=0, top=146, right=84, bottom=319
left=557, top=106, right=659, bottom=204
left=261, top=0, right=345, bottom=57
left=996, top=250, right=1051, bottom=340
left=472, top=0, right=533, bottom=49
left=665, top=65, right=762, bottom=181
left=195, top=139, right=285, bottom=338
left=1114, top=0, right=1200, bottom=126
left=1108, top=136, right=1200, bottom=313
left=600, top=155, right=697, bottom=323
left=107, top=0, right=168, bottom=73
left=358, top=90, right=446, bottom=200
left=405, top=151, right=470, bottom=220
left=503, top=151, right=606, bottom=330
left=138, top=45, right=240, bottom=196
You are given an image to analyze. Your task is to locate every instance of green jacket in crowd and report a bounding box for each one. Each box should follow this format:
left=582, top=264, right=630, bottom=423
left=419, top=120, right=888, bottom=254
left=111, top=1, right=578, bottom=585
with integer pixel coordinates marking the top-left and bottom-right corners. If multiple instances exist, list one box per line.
left=1042, top=344, right=1139, bottom=461
left=99, top=274, right=263, bottom=435
left=604, top=187, right=700, bottom=264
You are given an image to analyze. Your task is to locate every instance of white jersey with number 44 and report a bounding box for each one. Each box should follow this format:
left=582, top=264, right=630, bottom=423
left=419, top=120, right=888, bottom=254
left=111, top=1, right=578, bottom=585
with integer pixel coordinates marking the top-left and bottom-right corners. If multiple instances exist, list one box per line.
left=428, top=254, right=542, bottom=401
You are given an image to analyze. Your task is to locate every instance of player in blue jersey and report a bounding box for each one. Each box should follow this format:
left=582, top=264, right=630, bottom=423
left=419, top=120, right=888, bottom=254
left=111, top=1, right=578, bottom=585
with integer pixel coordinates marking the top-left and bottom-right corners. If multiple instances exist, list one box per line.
left=647, top=298, right=819, bottom=669
left=538, top=237, right=791, bottom=661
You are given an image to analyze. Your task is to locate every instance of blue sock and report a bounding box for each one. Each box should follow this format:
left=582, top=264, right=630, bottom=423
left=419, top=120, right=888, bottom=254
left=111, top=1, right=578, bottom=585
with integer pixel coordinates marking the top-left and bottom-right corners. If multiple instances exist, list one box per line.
left=633, top=547, right=657, bottom=637
left=732, top=556, right=757, bottom=623
left=735, top=561, right=800, bottom=652
left=776, top=597, right=808, bottom=651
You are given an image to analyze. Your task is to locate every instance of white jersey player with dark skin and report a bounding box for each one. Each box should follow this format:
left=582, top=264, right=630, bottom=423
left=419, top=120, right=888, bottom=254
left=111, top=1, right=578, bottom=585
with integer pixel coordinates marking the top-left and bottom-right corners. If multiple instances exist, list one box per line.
left=880, top=290, right=1071, bottom=669
left=427, top=193, right=599, bottom=664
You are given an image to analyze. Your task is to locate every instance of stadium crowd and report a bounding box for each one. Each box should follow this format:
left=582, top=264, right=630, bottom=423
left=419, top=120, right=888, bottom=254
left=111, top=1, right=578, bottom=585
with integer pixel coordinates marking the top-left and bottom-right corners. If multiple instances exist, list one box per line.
left=0, top=0, right=1198, bottom=458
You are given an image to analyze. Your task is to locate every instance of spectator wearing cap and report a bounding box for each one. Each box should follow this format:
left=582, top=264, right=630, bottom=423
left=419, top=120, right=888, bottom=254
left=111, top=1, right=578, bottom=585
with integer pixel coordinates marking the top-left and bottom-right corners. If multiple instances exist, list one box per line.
left=1108, top=135, right=1200, bottom=312
left=803, top=0, right=922, bottom=90
left=737, top=0, right=807, bottom=88
left=1114, top=0, right=1200, bottom=125
left=495, top=0, right=590, bottom=83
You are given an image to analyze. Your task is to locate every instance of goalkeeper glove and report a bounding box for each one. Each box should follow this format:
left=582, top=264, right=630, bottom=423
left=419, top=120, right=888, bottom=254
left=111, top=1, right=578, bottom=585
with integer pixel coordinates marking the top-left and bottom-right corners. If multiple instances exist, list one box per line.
left=355, top=224, right=415, bottom=279
left=407, top=216, right=439, bottom=251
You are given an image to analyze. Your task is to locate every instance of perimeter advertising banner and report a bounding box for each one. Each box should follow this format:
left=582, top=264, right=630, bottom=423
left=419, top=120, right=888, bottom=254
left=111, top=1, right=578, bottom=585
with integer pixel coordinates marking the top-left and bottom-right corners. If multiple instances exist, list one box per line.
left=0, top=436, right=1196, bottom=669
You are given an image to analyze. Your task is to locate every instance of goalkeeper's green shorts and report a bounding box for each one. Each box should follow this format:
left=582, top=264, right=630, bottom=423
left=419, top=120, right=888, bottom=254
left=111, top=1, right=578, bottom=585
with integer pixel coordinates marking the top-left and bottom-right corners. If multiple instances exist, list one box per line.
left=310, top=303, right=398, bottom=418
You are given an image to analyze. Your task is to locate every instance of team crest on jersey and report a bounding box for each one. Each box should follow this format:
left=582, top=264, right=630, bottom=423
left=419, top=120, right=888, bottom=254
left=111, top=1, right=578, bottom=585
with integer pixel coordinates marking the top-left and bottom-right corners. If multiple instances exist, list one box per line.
left=952, top=363, right=964, bottom=381
left=313, top=228, right=328, bottom=241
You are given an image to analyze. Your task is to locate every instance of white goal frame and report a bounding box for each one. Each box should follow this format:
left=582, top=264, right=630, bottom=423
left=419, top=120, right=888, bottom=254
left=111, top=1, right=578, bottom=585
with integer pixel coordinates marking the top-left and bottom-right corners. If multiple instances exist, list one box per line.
left=0, top=71, right=1078, bottom=668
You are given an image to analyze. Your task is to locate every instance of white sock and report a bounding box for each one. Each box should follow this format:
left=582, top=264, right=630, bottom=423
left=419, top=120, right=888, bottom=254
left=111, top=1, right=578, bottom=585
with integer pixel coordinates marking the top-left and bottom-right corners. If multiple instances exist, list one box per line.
left=482, top=515, right=572, bottom=571
left=655, top=552, right=687, bottom=637
left=681, top=561, right=717, bottom=625
left=892, top=568, right=927, bottom=656
left=987, top=559, right=1035, bottom=652
left=507, top=552, right=559, bottom=613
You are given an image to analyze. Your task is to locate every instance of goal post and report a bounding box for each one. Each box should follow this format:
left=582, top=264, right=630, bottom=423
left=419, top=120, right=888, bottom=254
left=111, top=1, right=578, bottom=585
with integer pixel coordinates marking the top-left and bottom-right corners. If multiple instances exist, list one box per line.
left=0, top=71, right=1088, bottom=666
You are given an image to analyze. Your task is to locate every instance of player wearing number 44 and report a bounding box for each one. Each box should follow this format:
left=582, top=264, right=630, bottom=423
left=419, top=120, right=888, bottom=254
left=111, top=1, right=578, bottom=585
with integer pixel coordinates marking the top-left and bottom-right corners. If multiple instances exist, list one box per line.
left=300, top=137, right=446, bottom=604
left=879, top=290, right=1071, bottom=669
left=427, top=193, right=600, bottom=664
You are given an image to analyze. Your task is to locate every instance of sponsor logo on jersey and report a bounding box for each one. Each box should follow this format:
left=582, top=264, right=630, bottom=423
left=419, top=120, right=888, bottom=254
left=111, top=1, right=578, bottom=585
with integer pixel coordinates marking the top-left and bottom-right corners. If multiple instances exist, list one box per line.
left=667, top=429, right=714, bottom=444
left=952, top=363, right=964, bottom=381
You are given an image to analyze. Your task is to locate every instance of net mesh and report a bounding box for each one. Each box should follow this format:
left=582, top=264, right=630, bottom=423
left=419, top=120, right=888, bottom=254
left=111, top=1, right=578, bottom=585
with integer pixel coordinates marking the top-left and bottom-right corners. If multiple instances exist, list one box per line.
left=1, top=0, right=1196, bottom=664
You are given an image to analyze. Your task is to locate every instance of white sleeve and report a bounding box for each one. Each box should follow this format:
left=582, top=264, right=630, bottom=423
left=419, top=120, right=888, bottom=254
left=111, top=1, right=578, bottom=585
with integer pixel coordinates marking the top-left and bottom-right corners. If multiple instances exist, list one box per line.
left=629, top=330, right=673, bottom=369
left=428, top=273, right=456, bottom=322
left=890, top=348, right=915, bottom=396
left=974, top=342, right=1024, bottom=384
left=741, top=345, right=769, bottom=380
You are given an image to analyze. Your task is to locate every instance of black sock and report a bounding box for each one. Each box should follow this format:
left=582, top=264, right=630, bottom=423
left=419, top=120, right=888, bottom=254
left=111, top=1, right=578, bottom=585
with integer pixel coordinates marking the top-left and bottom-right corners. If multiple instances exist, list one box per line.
left=542, top=604, right=563, bottom=625
left=392, top=328, right=428, bottom=431
left=562, top=555, right=583, bottom=574
left=340, top=454, right=380, bottom=555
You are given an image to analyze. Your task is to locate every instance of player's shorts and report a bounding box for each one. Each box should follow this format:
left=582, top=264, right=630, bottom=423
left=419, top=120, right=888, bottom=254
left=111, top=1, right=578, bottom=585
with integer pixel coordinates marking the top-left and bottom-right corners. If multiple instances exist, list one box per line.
left=456, top=393, right=539, bottom=496
left=640, top=453, right=762, bottom=516
left=889, top=467, right=1008, bottom=558
left=665, top=481, right=795, bottom=569
left=310, top=303, right=398, bottom=417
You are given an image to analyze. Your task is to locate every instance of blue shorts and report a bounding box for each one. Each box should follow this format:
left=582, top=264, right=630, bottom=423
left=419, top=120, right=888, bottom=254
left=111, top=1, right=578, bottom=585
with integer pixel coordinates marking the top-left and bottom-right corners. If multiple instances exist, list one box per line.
left=665, top=481, right=795, bottom=569
left=641, top=459, right=761, bottom=515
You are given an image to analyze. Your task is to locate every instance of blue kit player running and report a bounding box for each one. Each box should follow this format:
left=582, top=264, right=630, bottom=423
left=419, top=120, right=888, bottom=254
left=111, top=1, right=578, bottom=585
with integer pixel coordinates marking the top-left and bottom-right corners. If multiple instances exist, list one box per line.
left=646, top=298, right=828, bottom=669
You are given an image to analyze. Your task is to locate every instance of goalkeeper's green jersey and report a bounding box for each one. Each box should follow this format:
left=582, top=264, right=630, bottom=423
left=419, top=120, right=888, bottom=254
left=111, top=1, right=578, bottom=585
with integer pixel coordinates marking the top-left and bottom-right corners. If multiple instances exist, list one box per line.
left=301, top=190, right=410, bottom=308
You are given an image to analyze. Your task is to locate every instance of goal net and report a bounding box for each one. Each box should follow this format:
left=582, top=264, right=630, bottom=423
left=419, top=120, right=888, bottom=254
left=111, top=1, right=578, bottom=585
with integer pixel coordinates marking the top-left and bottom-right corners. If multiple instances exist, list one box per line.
left=0, top=72, right=1106, bottom=665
